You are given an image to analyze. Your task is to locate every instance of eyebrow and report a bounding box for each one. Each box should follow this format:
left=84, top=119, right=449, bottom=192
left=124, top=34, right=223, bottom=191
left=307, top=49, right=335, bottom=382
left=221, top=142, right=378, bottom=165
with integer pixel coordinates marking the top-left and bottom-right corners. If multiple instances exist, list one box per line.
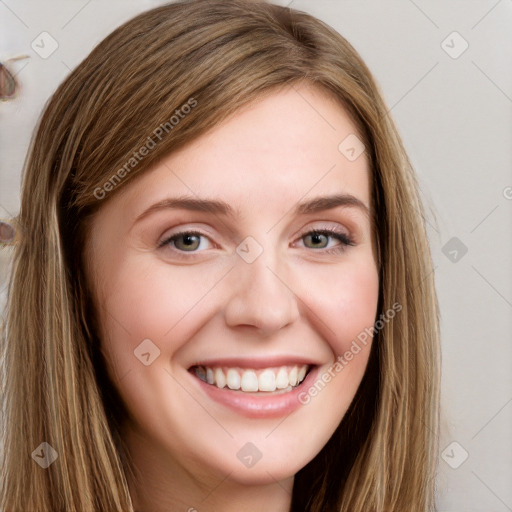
left=134, top=193, right=369, bottom=225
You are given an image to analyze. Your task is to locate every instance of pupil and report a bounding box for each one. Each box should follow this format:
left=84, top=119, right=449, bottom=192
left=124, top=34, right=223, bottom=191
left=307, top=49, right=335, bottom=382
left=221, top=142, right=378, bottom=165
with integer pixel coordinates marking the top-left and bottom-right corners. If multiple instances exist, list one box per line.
left=310, top=233, right=326, bottom=247
left=180, top=234, right=199, bottom=250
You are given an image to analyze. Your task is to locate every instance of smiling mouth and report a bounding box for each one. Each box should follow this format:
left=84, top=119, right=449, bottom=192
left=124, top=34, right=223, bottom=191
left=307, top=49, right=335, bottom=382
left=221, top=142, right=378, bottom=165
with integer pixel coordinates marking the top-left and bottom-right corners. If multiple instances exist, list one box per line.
left=189, top=364, right=312, bottom=394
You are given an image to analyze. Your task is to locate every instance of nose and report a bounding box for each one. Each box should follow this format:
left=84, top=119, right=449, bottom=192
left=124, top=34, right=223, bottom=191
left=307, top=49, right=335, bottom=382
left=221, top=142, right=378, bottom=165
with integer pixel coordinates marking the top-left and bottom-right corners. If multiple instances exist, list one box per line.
left=223, top=252, right=300, bottom=337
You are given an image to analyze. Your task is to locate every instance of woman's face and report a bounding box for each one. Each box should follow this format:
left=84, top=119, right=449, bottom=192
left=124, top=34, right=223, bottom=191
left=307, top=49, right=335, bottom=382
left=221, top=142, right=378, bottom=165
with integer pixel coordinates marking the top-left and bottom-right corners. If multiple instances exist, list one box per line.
left=86, top=84, right=379, bottom=487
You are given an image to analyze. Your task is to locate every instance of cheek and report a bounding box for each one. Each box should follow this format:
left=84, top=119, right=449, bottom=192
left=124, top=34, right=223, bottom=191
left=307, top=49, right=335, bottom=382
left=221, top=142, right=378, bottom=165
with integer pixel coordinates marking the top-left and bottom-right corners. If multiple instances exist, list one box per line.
left=296, top=255, right=380, bottom=356
left=293, top=257, right=379, bottom=427
left=88, top=241, right=380, bottom=481
left=91, top=257, right=226, bottom=435
left=93, top=256, right=230, bottom=372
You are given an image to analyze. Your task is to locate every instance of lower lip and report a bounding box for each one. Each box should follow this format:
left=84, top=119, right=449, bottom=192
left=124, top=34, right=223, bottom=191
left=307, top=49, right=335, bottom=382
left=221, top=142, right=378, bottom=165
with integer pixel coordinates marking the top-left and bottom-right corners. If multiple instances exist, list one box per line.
left=189, top=365, right=320, bottom=418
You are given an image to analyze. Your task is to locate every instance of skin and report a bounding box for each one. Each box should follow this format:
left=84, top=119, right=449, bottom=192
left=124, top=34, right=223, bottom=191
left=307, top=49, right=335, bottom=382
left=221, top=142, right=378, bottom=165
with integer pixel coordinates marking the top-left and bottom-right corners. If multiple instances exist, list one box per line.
left=85, top=84, right=379, bottom=512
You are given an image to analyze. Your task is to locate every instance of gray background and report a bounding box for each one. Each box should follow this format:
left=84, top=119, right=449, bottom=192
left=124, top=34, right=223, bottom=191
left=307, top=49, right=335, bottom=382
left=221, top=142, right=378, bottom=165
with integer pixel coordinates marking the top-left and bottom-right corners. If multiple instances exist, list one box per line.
left=1, top=1, right=511, bottom=510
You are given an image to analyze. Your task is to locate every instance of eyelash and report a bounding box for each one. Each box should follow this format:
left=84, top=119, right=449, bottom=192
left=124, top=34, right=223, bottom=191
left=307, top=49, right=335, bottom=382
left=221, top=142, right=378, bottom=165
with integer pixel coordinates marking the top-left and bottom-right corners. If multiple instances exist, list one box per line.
left=158, top=227, right=355, bottom=258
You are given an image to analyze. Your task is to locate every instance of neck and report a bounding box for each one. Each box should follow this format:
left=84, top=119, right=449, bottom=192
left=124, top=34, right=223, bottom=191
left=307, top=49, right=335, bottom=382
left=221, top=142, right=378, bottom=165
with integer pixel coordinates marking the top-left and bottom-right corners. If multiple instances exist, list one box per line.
left=122, top=425, right=294, bottom=512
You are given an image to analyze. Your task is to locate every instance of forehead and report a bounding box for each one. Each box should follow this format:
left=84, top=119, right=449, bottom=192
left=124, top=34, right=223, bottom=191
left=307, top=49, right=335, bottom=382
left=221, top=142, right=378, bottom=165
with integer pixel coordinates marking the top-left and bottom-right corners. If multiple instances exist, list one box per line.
left=106, top=84, right=371, bottom=223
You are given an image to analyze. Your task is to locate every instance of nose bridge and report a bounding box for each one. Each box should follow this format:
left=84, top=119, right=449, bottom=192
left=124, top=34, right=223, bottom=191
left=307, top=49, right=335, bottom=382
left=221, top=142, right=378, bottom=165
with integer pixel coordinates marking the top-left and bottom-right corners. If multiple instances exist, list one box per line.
left=223, top=238, right=300, bottom=335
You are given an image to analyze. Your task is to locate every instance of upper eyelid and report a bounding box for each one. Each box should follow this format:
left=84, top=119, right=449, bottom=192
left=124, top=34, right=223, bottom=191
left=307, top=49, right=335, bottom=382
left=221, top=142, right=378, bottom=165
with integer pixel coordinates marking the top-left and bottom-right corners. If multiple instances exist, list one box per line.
left=147, top=205, right=362, bottom=236
left=160, top=222, right=350, bottom=237
left=159, top=224, right=353, bottom=249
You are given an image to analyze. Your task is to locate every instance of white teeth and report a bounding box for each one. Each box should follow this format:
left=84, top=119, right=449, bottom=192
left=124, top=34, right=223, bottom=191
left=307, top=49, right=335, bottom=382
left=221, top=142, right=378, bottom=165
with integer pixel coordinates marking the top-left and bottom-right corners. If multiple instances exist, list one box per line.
left=275, top=367, right=289, bottom=389
left=195, top=366, right=206, bottom=381
left=288, top=367, right=298, bottom=386
left=241, top=370, right=259, bottom=392
left=215, top=368, right=226, bottom=388
left=193, top=364, right=310, bottom=393
left=258, top=369, right=276, bottom=392
left=226, top=369, right=241, bottom=390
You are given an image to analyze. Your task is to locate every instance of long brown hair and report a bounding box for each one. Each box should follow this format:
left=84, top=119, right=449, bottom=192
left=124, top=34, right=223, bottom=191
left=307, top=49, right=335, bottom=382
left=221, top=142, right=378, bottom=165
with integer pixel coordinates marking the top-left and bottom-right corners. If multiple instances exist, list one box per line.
left=0, top=1, right=440, bottom=510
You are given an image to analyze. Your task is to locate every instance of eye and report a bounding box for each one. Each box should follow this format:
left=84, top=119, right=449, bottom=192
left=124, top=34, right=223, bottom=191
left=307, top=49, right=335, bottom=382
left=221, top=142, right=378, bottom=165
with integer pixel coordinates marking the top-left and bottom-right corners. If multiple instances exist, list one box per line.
left=299, top=228, right=355, bottom=254
left=158, top=230, right=213, bottom=253
left=157, top=227, right=355, bottom=258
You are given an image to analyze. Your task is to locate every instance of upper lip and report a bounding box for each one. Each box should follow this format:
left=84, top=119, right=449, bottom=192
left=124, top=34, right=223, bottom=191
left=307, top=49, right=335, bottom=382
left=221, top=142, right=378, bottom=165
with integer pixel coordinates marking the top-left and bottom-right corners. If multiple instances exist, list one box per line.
left=188, top=356, right=321, bottom=370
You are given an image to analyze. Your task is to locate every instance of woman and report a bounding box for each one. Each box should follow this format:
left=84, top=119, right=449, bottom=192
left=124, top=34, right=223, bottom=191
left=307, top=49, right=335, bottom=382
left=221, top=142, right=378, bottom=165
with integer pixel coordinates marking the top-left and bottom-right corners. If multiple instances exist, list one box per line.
left=0, top=1, right=440, bottom=510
